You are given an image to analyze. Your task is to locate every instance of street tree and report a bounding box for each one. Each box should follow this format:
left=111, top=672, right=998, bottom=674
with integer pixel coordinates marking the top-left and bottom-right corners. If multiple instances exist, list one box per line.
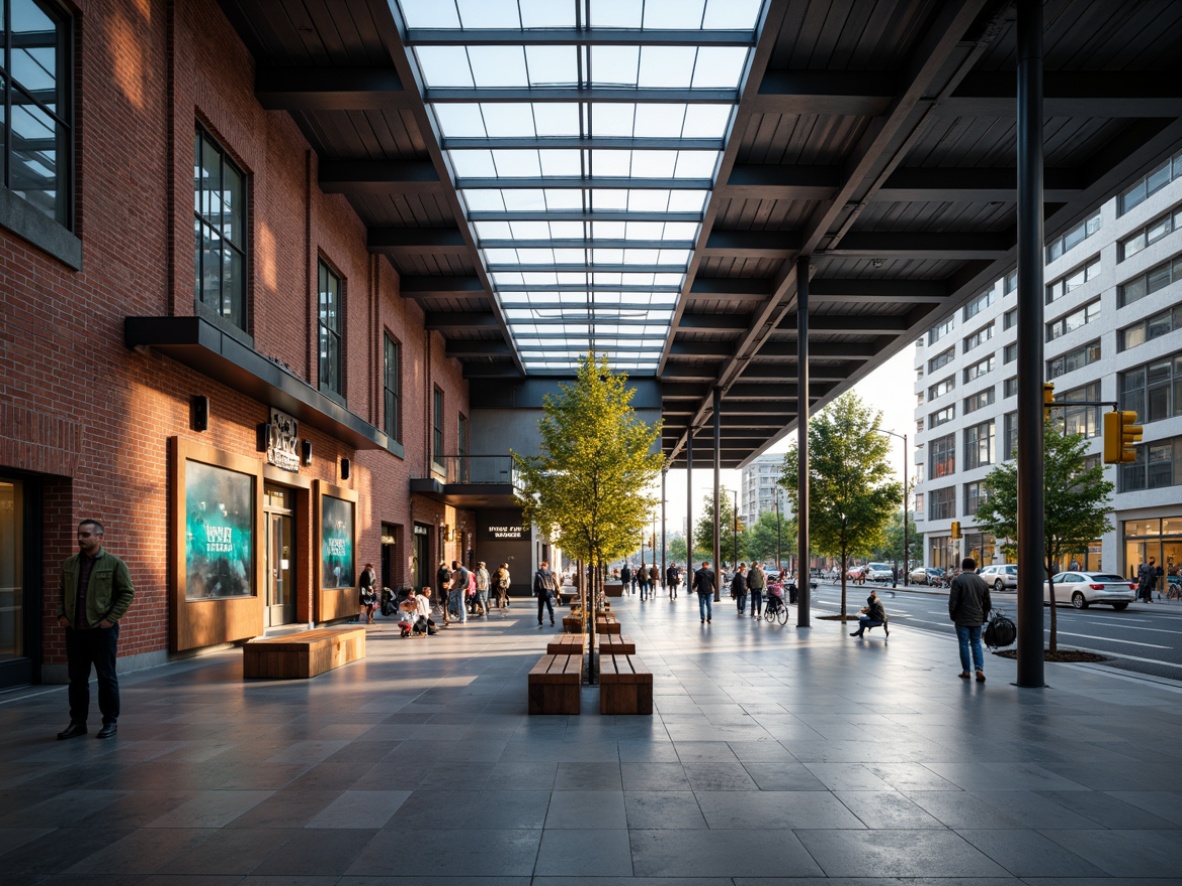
left=746, top=509, right=795, bottom=567
left=872, top=509, right=921, bottom=575
left=975, top=424, right=1113, bottom=652
left=668, top=533, right=687, bottom=564
left=512, top=353, right=663, bottom=605
left=782, top=392, right=902, bottom=616
left=693, top=493, right=742, bottom=566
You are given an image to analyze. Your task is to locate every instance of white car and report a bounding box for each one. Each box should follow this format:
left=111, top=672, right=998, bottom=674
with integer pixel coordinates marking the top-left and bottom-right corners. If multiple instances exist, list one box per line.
left=1045, top=571, right=1136, bottom=610
left=865, top=562, right=895, bottom=581
left=979, top=564, right=1018, bottom=592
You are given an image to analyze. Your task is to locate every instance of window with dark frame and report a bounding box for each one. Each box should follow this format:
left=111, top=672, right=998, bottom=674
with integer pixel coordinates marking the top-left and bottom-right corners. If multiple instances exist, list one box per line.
left=195, top=126, right=248, bottom=330
left=929, top=434, right=955, bottom=480
left=383, top=334, right=400, bottom=443
left=928, top=486, right=955, bottom=520
left=1, top=0, right=72, bottom=228
left=432, top=387, right=444, bottom=469
left=963, top=420, right=995, bottom=470
left=318, top=261, right=343, bottom=398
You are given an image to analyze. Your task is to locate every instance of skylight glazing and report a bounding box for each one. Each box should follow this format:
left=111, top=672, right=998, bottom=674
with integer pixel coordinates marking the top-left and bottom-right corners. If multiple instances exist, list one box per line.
left=394, top=0, right=764, bottom=374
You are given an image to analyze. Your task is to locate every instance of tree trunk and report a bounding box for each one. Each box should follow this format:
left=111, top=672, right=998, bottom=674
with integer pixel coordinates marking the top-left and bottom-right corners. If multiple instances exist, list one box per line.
left=1045, top=560, right=1057, bottom=653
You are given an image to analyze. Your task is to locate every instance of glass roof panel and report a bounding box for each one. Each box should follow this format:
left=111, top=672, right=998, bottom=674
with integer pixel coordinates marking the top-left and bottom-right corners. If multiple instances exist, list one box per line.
left=632, top=104, right=686, bottom=138
left=674, top=151, right=720, bottom=178
left=692, top=46, right=750, bottom=88
left=526, top=46, right=579, bottom=86
left=590, top=103, right=636, bottom=136
left=592, top=0, right=643, bottom=29
left=489, top=149, right=541, bottom=177
left=533, top=103, right=582, bottom=136
left=468, top=46, right=529, bottom=87
left=590, top=46, right=640, bottom=87
left=683, top=103, right=733, bottom=137
left=537, top=149, right=583, bottom=176
left=456, top=0, right=519, bottom=29
left=519, top=0, right=576, bottom=28
left=414, top=47, right=473, bottom=87
left=484, top=103, right=538, bottom=137
left=638, top=46, right=698, bottom=88
left=449, top=150, right=497, bottom=178
left=703, top=0, right=764, bottom=28
left=399, top=0, right=461, bottom=29
left=646, top=0, right=706, bottom=29
left=433, top=103, right=487, bottom=137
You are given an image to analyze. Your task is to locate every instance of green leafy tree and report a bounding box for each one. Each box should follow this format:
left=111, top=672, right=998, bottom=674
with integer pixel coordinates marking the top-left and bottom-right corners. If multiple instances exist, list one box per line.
left=693, top=494, right=742, bottom=566
left=975, top=425, right=1113, bottom=652
left=512, top=353, right=663, bottom=605
left=872, top=509, right=921, bottom=574
left=668, top=533, right=687, bottom=564
left=782, top=392, right=902, bottom=616
left=746, top=509, right=795, bottom=566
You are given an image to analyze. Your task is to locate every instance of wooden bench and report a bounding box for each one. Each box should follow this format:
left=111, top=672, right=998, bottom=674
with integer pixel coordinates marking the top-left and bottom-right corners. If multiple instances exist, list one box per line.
left=599, top=633, right=635, bottom=656
left=243, top=627, right=366, bottom=679
left=595, top=615, right=621, bottom=635
left=528, top=654, right=582, bottom=714
left=562, top=615, right=585, bottom=634
left=547, top=634, right=587, bottom=655
left=599, top=654, right=652, bottom=714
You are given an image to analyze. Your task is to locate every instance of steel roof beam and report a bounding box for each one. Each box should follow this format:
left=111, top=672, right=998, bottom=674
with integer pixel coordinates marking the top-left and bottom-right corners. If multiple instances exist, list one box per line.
left=445, top=341, right=515, bottom=357
left=668, top=341, right=736, bottom=357
left=776, top=315, right=911, bottom=335
left=429, top=86, right=737, bottom=103
left=941, top=71, right=1182, bottom=117
left=424, top=312, right=500, bottom=330
left=874, top=166, right=1086, bottom=202
left=823, top=231, right=1011, bottom=260
left=755, top=340, right=881, bottom=359
left=319, top=159, right=442, bottom=195
left=444, top=136, right=724, bottom=151
left=751, top=70, right=899, bottom=116
left=468, top=209, right=702, bottom=222
left=487, top=263, right=685, bottom=274
left=456, top=175, right=711, bottom=190
left=702, top=230, right=801, bottom=258
left=401, top=276, right=486, bottom=299
left=678, top=313, right=751, bottom=330
left=368, top=227, right=469, bottom=256
left=255, top=66, right=407, bottom=110
left=689, top=277, right=775, bottom=298
left=407, top=28, right=755, bottom=47
left=723, top=165, right=841, bottom=199
left=810, top=277, right=949, bottom=304
left=479, top=238, right=693, bottom=250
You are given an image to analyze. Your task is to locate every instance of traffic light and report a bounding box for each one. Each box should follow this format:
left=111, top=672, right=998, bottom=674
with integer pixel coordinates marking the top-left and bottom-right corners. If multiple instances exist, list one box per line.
left=950, top=520, right=961, bottom=539
left=1043, top=382, right=1055, bottom=419
left=1103, top=410, right=1142, bottom=464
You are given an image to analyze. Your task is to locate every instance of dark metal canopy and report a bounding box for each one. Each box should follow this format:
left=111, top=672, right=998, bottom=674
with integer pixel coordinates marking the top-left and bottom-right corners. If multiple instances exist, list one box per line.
left=216, top=0, right=1182, bottom=468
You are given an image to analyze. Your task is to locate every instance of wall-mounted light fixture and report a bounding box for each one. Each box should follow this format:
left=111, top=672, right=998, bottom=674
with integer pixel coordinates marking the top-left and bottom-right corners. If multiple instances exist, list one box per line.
left=340, top=457, right=351, bottom=480
left=191, top=395, right=209, bottom=432
left=301, top=439, right=313, bottom=466
left=256, top=422, right=271, bottom=452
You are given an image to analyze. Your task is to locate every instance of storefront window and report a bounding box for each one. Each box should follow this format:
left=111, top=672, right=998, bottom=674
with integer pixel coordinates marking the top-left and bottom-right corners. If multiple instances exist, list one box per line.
left=0, top=482, right=24, bottom=662
left=184, top=460, right=254, bottom=599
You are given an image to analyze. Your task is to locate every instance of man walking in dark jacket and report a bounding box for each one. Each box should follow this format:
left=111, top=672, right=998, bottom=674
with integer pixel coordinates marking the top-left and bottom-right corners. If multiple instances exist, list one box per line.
left=949, top=557, right=991, bottom=682
left=534, top=560, right=557, bottom=627
left=731, top=563, right=748, bottom=616
left=693, top=561, right=716, bottom=624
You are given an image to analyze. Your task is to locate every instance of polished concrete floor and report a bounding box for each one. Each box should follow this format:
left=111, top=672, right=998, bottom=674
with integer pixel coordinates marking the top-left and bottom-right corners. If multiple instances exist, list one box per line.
left=3, top=590, right=1182, bottom=884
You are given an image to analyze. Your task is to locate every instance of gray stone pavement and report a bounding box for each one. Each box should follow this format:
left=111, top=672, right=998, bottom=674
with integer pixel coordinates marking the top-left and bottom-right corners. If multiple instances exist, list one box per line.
left=3, top=591, right=1182, bottom=884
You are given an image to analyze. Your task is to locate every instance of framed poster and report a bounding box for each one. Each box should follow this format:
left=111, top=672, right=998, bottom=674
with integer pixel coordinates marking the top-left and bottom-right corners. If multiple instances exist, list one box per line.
left=185, top=459, right=254, bottom=599
left=321, top=494, right=354, bottom=589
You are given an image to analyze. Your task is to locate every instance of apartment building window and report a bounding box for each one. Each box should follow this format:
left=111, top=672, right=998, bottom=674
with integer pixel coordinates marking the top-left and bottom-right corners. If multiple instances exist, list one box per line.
left=1119, top=205, right=1182, bottom=261
left=1060, top=381, right=1101, bottom=439
left=916, top=418, right=925, bottom=434
left=1004, top=412, right=1018, bottom=460
left=1046, top=256, right=1101, bottom=304
left=1119, top=150, right=1182, bottom=215
left=1045, top=210, right=1101, bottom=263
left=1003, top=376, right=1018, bottom=398
left=928, top=486, right=955, bottom=520
left=1119, top=352, right=1182, bottom=423
left=457, top=413, right=468, bottom=481
left=964, top=387, right=995, bottom=415
left=929, top=316, right=955, bottom=345
left=383, top=334, right=400, bottom=443
left=1, top=1, right=72, bottom=229
left=432, top=388, right=444, bottom=468
left=1003, top=307, right=1017, bottom=330
left=1004, top=342, right=1017, bottom=364
left=1047, top=299, right=1100, bottom=341
left=1005, top=270, right=1018, bottom=294
left=1119, top=252, right=1182, bottom=307
left=964, top=289, right=994, bottom=321
left=965, top=355, right=994, bottom=383
left=1047, top=339, right=1100, bottom=378
left=1120, top=304, right=1182, bottom=351
left=1119, top=436, right=1182, bottom=492
left=928, top=347, right=954, bottom=373
left=318, top=261, right=343, bottom=398
left=196, top=127, right=248, bottom=330
left=928, top=375, right=955, bottom=400
left=964, top=420, right=995, bottom=470
left=964, top=481, right=987, bottom=516
left=963, top=322, right=995, bottom=354
left=914, top=492, right=924, bottom=515
left=916, top=391, right=924, bottom=408
left=931, top=405, right=955, bottom=428
left=929, top=434, right=955, bottom=479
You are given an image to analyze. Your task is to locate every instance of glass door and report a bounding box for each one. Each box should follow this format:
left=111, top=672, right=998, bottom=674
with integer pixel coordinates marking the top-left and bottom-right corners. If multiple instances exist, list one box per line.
left=0, top=481, right=25, bottom=665
left=264, top=485, right=296, bottom=626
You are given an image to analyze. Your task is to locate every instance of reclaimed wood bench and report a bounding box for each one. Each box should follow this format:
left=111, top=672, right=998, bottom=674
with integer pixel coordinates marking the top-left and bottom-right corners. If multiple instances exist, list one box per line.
left=595, top=615, right=621, bottom=635
left=599, top=654, right=652, bottom=715
left=598, top=633, right=635, bottom=656
left=243, top=627, right=366, bottom=679
left=562, top=615, right=585, bottom=634
left=528, top=653, right=582, bottom=714
left=547, top=634, right=587, bottom=655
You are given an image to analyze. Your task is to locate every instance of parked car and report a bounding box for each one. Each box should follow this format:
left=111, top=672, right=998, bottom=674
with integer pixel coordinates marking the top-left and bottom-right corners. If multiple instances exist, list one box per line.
left=1045, top=571, right=1136, bottom=610
left=865, top=562, right=895, bottom=581
left=908, top=566, right=945, bottom=585
left=979, top=564, right=1018, bottom=592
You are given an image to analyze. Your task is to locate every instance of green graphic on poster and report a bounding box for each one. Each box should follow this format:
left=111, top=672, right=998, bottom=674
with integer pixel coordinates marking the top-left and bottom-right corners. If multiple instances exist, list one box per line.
left=185, top=460, right=253, bottom=599
left=321, top=495, right=354, bottom=589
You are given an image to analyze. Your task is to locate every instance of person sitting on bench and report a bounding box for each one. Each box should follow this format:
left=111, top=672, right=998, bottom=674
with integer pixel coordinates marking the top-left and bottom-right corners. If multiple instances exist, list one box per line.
left=850, top=589, right=889, bottom=637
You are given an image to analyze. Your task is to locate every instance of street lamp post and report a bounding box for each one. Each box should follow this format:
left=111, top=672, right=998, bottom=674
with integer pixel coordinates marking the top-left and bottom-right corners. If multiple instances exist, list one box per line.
left=730, top=488, right=739, bottom=570
left=775, top=486, right=783, bottom=573
left=876, top=429, right=909, bottom=586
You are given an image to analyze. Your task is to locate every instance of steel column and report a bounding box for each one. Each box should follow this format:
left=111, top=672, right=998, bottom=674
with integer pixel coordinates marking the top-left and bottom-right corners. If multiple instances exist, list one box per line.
left=796, top=257, right=811, bottom=628
left=713, top=387, right=722, bottom=602
left=1016, top=0, right=1046, bottom=688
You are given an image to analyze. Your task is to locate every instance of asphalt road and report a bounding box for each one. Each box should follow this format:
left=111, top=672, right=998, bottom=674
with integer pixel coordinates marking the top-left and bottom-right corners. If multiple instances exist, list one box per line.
left=807, top=579, right=1182, bottom=681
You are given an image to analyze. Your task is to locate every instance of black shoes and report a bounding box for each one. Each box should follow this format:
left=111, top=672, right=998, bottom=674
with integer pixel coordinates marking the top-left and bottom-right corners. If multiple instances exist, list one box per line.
left=96, top=723, right=118, bottom=739
left=57, top=723, right=87, bottom=740
left=849, top=631, right=863, bottom=637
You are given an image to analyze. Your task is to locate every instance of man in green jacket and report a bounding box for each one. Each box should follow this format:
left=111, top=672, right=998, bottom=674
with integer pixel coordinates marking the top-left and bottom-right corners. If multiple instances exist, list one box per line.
left=56, top=519, right=135, bottom=740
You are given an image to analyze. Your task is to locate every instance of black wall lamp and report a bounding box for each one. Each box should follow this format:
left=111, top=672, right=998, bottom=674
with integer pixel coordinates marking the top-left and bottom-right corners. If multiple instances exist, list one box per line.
left=191, top=395, right=209, bottom=432
left=301, top=439, right=313, bottom=466
left=340, top=457, right=351, bottom=480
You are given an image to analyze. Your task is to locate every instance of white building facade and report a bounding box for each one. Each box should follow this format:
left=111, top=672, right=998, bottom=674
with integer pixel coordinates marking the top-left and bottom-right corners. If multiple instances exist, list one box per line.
left=741, top=453, right=793, bottom=530
left=913, top=148, right=1182, bottom=583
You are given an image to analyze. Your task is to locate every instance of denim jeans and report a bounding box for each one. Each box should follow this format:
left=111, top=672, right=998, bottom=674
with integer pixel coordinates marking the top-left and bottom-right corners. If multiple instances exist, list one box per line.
left=66, top=623, right=121, bottom=726
left=853, top=615, right=883, bottom=635
left=448, top=588, right=467, bottom=622
left=537, top=591, right=555, bottom=624
left=735, top=590, right=746, bottom=612
left=956, top=624, right=984, bottom=672
left=749, top=589, right=763, bottom=617
left=698, top=592, right=712, bottom=621
left=639, top=580, right=650, bottom=600
left=476, top=590, right=490, bottom=614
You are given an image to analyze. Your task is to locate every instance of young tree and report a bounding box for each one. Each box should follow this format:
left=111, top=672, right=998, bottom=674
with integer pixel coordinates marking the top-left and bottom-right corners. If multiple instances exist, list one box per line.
left=693, top=494, right=741, bottom=566
left=782, top=392, right=902, bottom=616
left=668, top=533, right=687, bottom=564
left=746, top=509, right=795, bottom=566
left=513, top=353, right=663, bottom=608
left=975, top=424, right=1113, bottom=652
left=872, top=509, right=920, bottom=575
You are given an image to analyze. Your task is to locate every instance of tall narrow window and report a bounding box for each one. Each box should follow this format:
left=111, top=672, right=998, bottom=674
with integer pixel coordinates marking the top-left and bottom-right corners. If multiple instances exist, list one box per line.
left=433, top=387, right=444, bottom=469
left=195, top=127, right=248, bottom=329
left=1, top=1, right=72, bottom=227
left=318, top=261, right=343, bottom=398
left=457, top=413, right=468, bottom=481
left=383, top=334, right=400, bottom=443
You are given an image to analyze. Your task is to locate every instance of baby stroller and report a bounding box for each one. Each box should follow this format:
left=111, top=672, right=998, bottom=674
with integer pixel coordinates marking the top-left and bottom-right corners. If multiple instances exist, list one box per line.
left=380, top=587, right=398, bottom=617
left=763, top=581, right=789, bottom=624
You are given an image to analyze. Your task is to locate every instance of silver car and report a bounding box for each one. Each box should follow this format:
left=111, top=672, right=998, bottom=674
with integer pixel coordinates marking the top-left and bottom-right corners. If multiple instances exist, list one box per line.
left=1046, top=571, right=1136, bottom=610
left=979, top=564, right=1018, bottom=592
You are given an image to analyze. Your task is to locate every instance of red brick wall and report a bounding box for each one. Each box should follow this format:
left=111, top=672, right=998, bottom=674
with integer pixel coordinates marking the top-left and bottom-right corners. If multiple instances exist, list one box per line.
left=0, top=0, right=470, bottom=671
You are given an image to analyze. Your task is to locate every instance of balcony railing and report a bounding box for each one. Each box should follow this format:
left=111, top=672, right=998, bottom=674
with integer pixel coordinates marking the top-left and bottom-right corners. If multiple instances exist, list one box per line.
left=419, top=455, right=520, bottom=488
